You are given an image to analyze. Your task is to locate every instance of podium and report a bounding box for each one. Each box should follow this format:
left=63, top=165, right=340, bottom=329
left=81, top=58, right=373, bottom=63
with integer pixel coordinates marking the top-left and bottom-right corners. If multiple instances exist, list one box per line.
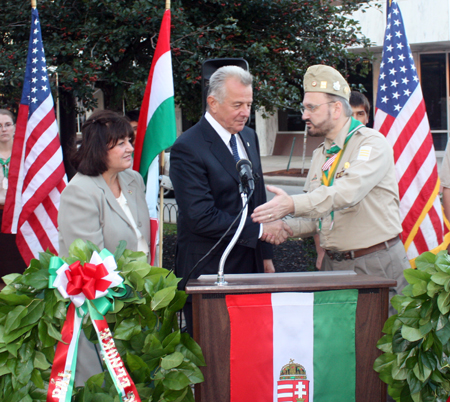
left=186, top=271, right=395, bottom=402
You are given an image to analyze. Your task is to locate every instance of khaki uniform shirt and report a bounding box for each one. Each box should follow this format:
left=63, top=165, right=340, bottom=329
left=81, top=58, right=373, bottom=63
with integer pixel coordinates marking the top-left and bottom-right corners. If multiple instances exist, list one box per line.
left=287, top=118, right=402, bottom=251
left=440, top=142, right=450, bottom=188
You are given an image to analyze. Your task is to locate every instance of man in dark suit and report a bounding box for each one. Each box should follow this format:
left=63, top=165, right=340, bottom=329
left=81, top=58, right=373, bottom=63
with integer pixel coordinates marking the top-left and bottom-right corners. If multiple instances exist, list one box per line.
left=170, top=66, right=292, bottom=333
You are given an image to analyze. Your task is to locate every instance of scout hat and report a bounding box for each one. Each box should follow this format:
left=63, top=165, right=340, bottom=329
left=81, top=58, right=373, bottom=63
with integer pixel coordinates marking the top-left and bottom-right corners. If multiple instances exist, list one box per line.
left=303, top=65, right=350, bottom=101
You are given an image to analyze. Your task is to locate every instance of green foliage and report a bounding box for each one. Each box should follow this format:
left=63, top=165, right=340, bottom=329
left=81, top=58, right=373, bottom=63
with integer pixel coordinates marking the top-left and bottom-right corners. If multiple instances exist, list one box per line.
left=374, top=250, right=450, bottom=402
left=1, top=0, right=376, bottom=119
left=0, top=241, right=204, bottom=402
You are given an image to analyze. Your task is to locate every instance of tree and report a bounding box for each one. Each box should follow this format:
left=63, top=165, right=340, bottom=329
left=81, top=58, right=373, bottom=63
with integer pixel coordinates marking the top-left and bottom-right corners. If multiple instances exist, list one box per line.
left=1, top=0, right=376, bottom=122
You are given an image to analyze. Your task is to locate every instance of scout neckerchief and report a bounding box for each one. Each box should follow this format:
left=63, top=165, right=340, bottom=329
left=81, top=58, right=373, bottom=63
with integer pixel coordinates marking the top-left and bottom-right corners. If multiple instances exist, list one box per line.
left=319, top=118, right=364, bottom=231
left=0, top=156, right=10, bottom=190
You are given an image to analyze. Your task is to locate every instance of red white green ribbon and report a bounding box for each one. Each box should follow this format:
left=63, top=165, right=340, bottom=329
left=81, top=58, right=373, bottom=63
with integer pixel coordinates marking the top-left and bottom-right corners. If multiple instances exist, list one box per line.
left=47, top=249, right=140, bottom=402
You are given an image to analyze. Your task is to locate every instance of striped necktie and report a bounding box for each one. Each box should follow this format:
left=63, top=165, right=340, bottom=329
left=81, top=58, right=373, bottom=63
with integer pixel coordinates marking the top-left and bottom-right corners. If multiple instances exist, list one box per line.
left=230, top=134, right=240, bottom=163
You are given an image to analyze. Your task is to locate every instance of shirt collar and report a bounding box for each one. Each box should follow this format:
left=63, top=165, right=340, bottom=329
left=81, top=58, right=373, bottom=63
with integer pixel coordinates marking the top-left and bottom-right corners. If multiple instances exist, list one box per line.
left=205, top=111, right=236, bottom=146
left=324, top=117, right=352, bottom=150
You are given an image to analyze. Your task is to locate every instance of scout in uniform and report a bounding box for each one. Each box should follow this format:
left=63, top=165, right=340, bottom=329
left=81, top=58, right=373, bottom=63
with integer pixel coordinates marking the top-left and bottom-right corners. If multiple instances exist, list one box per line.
left=252, top=65, right=409, bottom=306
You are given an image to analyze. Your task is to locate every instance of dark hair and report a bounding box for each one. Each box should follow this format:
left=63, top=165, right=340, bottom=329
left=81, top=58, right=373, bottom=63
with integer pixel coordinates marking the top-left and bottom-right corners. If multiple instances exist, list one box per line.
left=349, top=91, right=370, bottom=115
left=125, top=110, right=140, bottom=123
left=71, top=110, right=134, bottom=176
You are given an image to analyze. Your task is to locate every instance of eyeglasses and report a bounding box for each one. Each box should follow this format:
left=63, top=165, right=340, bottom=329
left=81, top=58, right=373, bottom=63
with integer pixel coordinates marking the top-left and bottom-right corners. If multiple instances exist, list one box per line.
left=0, top=123, right=14, bottom=129
left=299, top=101, right=337, bottom=115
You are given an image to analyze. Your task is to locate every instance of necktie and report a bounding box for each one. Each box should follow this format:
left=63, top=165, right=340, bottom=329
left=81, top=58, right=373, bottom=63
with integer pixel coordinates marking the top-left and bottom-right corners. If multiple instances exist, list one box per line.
left=230, top=135, right=240, bottom=163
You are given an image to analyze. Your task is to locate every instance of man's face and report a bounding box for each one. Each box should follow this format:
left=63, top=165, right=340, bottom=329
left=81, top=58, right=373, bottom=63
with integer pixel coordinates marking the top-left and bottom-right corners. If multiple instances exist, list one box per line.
left=208, top=77, right=252, bottom=134
left=351, top=105, right=369, bottom=125
left=130, top=121, right=138, bottom=134
left=301, top=92, right=336, bottom=138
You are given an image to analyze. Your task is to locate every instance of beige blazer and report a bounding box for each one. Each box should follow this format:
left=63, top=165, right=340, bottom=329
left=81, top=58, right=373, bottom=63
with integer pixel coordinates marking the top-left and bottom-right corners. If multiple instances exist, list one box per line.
left=58, top=169, right=150, bottom=257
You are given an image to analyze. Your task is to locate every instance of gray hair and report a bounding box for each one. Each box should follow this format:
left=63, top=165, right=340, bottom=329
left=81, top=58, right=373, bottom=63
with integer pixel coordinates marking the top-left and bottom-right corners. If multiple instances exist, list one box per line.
left=0, top=109, right=15, bottom=123
left=207, top=66, right=253, bottom=108
left=325, top=94, right=352, bottom=117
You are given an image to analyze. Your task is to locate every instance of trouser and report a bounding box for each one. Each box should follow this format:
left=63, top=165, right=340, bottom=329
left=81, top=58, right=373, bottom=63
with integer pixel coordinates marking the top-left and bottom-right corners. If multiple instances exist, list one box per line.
left=322, top=240, right=410, bottom=316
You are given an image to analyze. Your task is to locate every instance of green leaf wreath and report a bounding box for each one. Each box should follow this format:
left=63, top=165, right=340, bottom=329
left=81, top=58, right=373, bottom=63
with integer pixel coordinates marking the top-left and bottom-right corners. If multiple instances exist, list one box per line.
left=0, top=239, right=205, bottom=402
left=374, top=250, right=450, bottom=402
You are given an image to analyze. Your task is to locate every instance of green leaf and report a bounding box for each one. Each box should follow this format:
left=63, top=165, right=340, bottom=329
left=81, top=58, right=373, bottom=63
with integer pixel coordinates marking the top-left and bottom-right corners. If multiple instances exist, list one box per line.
left=437, top=291, right=450, bottom=315
left=427, top=280, right=443, bottom=298
left=5, top=305, right=28, bottom=333
left=113, top=318, right=141, bottom=341
left=431, top=271, right=450, bottom=286
left=34, top=351, right=50, bottom=370
left=30, top=368, right=44, bottom=389
left=68, top=239, right=90, bottom=261
left=162, top=331, right=181, bottom=354
left=126, top=353, right=148, bottom=372
left=401, top=326, right=423, bottom=342
left=415, top=251, right=437, bottom=272
left=179, top=333, right=206, bottom=367
left=20, top=300, right=44, bottom=327
left=113, top=240, right=127, bottom=261
left=21, top=269, right=49, bottom=290
left=162, top=370, right=191, bottom=391
left=177, top=361, right=205, bottom=384
left=377, top=334, right=393, bottom=353
left=161, top=351, right=185, bottom=370
left=151, top=286, right=177, bottom=311
left=435, top=251, right=450, bottom=273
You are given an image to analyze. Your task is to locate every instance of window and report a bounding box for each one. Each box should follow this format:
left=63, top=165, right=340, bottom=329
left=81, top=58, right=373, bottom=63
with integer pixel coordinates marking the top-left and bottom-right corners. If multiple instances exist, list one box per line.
left=420, top=53, right=448, bottom=150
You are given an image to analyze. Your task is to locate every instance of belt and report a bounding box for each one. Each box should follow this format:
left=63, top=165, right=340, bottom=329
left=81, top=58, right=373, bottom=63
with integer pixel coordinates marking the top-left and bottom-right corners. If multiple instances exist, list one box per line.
left=325, top=236, right=400, bottom=262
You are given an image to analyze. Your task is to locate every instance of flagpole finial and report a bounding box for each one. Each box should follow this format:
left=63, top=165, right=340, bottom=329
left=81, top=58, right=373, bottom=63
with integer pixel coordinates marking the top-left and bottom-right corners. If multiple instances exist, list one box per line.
left=165, top=0, right=170, bottom=10
left=31, top=0, right=37, bottom=8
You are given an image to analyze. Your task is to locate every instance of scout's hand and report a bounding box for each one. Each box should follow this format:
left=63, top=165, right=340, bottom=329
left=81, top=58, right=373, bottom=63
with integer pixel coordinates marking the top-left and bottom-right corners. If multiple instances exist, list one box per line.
left=261, top=220, right=293, bottom=245
left=252, top=185, right=295, bottom=223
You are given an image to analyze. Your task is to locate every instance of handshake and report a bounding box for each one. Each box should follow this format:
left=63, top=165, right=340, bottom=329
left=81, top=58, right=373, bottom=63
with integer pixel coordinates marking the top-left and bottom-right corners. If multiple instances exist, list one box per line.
left=252, top=185, right=296, bottom=245
left=260, top=220, right=293, bottom=245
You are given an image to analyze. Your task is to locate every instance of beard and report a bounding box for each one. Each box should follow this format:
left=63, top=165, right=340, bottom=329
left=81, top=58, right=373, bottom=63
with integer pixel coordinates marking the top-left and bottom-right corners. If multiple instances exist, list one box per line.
left=304, top=110, right=333, bottom=138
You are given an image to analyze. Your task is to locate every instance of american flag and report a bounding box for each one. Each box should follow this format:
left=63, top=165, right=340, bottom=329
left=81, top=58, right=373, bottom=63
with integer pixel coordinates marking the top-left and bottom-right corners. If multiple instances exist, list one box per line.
left=373, top=0, right=446, bottom=261
left=1, top=8, right=66, bottom=264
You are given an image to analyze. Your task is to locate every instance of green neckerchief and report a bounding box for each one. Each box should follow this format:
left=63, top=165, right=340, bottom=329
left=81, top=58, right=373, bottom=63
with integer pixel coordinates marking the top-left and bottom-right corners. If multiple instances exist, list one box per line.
left=319, top=118, right=365, bottom=231
left=0, top=156, right=10, bottom=179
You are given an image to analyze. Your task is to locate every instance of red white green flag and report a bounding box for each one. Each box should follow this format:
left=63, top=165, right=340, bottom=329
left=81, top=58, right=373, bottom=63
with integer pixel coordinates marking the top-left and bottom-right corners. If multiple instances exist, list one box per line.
left=133, top=9, right=176, bottom=183
left=226, top=290, right=358, bottom=402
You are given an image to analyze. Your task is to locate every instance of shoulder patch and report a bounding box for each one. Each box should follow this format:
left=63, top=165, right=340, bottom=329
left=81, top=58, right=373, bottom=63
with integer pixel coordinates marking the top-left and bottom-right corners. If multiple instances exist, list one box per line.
left=357, top=146, right=372, bottom=161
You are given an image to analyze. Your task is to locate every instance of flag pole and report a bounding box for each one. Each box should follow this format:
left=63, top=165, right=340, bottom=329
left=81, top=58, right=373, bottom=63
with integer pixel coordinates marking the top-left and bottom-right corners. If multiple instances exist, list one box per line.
left=157, top=0, right=171, bottom=267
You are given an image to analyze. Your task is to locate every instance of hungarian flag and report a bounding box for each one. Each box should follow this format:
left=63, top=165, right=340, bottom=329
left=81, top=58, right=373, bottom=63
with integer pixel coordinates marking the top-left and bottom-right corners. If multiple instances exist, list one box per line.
left=226, top=290, right=358, bottom=402
left=2, top=7, right=66, bottom=263
left=133, top=9, right=176, bottom=183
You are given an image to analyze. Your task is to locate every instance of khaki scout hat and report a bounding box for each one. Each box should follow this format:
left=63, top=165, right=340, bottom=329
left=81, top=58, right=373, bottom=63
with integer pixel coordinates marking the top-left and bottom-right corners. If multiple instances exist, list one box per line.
left=303, top=65, right=350, bottom=101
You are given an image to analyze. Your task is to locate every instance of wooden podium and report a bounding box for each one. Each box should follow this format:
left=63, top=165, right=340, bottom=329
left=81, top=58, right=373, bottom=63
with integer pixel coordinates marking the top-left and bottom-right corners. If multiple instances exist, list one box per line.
left=186, top=271, right=395, bottom=402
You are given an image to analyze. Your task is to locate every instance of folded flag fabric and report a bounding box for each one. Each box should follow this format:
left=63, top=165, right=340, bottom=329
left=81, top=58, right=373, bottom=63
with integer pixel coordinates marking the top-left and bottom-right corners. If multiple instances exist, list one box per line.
left=226, top=290, right=358, bottom=402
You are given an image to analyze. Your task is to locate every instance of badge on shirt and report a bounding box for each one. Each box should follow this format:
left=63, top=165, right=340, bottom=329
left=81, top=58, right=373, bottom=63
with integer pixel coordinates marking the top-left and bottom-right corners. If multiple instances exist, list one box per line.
left=357, top=146, right=372, bottom=161
left=335, top=169, right=345, bottom=179
left=311, top=174, right=318, bottom=182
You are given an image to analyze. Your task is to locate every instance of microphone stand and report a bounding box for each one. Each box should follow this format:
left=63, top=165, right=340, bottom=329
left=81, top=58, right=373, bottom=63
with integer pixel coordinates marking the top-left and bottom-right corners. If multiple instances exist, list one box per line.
left=216, top=183, right=249, bottom=286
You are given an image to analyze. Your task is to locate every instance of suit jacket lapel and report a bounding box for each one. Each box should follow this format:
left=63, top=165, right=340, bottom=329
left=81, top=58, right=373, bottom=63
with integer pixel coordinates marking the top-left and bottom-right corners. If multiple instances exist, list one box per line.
left=238, top=130, right=258, bottom=167
left=91, top=174, right=132, bottom=225
left=118, top=171, right=139, bottom=223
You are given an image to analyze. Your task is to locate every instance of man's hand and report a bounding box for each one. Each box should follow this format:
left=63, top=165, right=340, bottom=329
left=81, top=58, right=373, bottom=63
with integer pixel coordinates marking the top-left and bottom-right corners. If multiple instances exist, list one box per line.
left=252, top=185, right=295, bottom=223
left=263, top=259, right=275, bottom=273
left=260, top=220, right=293, bottom=245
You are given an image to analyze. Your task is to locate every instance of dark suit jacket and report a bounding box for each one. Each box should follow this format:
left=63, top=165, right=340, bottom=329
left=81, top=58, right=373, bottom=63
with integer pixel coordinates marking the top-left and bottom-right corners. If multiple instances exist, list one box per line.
left=170, top=116, right=273, bottom=282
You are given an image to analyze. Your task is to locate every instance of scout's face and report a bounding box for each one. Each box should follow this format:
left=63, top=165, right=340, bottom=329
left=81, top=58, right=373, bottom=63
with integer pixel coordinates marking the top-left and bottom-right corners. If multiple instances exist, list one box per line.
left=0, top=114, right=15, bottom=144
left=301, top=92, right=336, bottom=138
left=351, top=105, right=369, bottom=125
left=208, top=77, right=253, bottom=134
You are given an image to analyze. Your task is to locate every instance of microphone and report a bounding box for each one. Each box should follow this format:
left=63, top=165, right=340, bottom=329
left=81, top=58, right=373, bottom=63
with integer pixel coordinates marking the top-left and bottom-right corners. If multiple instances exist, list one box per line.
left=236, top=159, right=255, bottom=192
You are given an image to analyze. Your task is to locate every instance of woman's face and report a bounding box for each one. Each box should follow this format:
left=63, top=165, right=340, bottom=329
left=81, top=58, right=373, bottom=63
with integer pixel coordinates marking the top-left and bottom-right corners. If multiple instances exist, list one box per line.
left=0, top=115, right=15, bottom=144
left=106, top=136, right=134, bottom=173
